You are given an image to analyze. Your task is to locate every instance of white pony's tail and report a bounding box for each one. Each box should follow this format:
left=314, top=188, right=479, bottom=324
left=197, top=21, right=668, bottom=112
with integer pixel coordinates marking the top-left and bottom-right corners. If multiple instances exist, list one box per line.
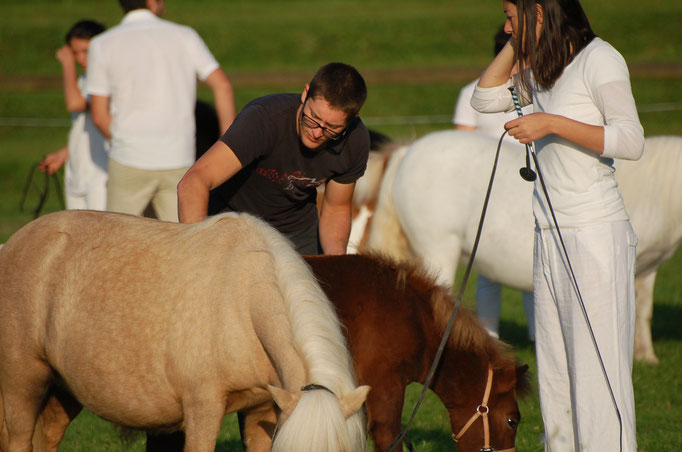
left=365, top=144, right=414, bottom=260
left=236, top=214, right=367, bottom=451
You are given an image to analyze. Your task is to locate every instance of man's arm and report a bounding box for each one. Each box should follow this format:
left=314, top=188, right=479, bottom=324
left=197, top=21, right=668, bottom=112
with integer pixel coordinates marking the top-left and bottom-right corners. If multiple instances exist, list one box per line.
left=318, top=180, right=355, bottom=255
left=90, top=95, right=112, bottom=139
left=177, top=140, right=243, bottom=223
left=203, top=68, right=236, bottom=134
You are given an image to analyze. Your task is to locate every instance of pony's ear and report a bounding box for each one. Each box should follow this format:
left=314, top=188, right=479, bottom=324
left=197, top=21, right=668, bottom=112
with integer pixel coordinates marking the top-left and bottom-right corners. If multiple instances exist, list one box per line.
left=339, top=385, right=371, bottom=419
left=517, top=364, right=529, bottom=377
left=515, top=364, right=532, bottom=397
left=267, top=385, right=301, bottom=416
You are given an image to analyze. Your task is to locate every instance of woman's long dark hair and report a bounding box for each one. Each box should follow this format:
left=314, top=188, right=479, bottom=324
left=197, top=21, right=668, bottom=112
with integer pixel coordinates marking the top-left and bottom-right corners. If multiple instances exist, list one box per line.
left=511, top=0, right=596, bottom=91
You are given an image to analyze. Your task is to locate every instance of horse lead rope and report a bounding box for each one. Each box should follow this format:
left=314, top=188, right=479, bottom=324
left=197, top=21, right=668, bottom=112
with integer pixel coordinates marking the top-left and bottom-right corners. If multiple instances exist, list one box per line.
left=508, top=86, right=623, bottom=452
left=383, top=131, right=510, bottom=452
left=19, top=162, right=66, bottom=219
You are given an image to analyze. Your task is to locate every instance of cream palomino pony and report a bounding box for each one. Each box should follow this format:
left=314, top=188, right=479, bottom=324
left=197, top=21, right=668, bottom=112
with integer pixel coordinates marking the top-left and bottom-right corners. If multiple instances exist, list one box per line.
left=365, top=131, right=681, bottom=364
left=0, top=210, right=368, bottom=452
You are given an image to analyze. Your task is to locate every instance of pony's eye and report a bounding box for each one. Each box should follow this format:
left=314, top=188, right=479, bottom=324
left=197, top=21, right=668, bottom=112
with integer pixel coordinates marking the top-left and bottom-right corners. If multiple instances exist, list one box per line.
left=507, top=417, right=518, bottom=429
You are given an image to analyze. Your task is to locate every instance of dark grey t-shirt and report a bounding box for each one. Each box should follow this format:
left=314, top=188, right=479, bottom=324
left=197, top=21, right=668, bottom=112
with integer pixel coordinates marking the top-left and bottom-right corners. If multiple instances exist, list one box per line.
left=210, top=93, right=370, bottom=234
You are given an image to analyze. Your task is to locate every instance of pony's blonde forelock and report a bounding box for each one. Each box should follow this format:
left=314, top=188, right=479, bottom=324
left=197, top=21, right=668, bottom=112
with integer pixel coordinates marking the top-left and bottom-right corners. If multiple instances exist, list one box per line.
left=236, top=213, right=367, bottom=451
left=272, top=391, right=363, bottom=452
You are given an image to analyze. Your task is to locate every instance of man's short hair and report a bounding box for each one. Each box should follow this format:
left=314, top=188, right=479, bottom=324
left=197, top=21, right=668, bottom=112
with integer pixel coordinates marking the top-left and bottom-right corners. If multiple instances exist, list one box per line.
left=307, top=62, right=367, bottom=118
left=119, top=0, right=147, bottom=13
left=65, top=20, right=106, bottom=43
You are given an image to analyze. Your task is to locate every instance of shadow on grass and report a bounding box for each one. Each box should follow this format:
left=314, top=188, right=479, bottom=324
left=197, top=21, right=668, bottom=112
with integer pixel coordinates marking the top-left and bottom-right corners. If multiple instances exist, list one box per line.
left=215, top=439, right=245, bottom=452
left=499, top=319, right=534, bottom=349
left=651, top=302, right=682, bottom=341
left=399, top=427, right=454, bottom=450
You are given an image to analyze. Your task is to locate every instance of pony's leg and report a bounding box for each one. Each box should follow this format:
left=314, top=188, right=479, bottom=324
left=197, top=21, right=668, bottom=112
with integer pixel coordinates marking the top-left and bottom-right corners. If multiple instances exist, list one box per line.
left=475, top=275, right=502, bottom=338
left=633, top=271, right=659, bottom=364
left=181, top=399, right=225, bottom=452
left=364, top=383, right=407, bottom=452
left=0, top=360, right=52, bottom=452
left=237, top=402, right=277, bottom=452
left=522, top=290, right=536, bottom=342
left=32, top=389, right=82, bottom=452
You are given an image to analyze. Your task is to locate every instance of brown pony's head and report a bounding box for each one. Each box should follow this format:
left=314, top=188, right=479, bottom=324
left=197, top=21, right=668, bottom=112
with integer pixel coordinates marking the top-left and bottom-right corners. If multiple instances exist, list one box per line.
left=388, top=257, right=531, bottom=452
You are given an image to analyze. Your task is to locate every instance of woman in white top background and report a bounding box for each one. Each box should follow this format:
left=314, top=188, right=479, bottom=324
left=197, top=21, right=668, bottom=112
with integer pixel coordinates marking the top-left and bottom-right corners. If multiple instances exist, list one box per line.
left=39, top=20, right=109, bottom=211
left=471, top=0, right=644, bottom=450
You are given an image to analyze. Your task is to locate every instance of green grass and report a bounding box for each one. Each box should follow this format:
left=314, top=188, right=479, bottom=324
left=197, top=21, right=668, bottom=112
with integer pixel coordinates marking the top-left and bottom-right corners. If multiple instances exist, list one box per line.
left=1, top=0, right=681, bottom=450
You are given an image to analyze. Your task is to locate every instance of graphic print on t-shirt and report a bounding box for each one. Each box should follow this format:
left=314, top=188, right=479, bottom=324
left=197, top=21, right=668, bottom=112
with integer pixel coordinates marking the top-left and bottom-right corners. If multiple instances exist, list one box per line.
left=257, top=168, right=327, bottom=191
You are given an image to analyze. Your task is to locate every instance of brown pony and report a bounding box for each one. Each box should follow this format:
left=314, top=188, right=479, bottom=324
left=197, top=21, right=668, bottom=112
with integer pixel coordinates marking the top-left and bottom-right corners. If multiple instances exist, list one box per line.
left=150, top=253, right=529, bottom=451
left=0, top=210, right=369, bottom=452
left=306, top=254, right=529, bottom=452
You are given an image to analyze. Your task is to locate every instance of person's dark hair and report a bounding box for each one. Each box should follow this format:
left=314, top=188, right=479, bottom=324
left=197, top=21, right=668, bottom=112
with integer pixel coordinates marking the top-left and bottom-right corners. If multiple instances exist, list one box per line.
left=65, top=20, right=106, bottom=43
left=118, top=0, right=147, bottom=13
left=307, top=62, right=367, bottom=118
left=511, top=0, right=596, bottom=90
left=493, top=24, right=509, bottom=56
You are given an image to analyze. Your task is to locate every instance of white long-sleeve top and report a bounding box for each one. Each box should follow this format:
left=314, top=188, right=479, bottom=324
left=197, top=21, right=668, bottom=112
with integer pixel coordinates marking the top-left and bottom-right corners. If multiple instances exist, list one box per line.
left=471, top=38, right=645, bottom=229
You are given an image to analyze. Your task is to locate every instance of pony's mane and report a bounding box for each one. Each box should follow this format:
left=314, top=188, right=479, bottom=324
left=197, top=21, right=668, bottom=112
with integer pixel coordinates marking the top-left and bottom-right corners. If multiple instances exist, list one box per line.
left=234, top=213, right=367, bottom=451
left=363, top=251, right=517, bottom=371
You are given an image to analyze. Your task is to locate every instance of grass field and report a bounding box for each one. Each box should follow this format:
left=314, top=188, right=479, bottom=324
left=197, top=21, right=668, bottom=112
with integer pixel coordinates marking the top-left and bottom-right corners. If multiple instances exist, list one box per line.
left=1, top=0, right=681, bottom=450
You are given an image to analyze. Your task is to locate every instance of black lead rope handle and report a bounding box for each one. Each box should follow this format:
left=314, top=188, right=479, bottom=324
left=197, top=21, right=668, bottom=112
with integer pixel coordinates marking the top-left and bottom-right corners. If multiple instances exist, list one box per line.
left=19, top=162, right=66, bottom=219
left=508, top=86, right=537, bottom=182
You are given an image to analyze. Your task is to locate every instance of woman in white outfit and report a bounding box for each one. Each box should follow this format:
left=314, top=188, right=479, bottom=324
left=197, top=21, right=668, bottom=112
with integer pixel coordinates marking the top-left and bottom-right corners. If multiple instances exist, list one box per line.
left=40, top=20, right=108, bottom=211
left=471, top=0, right=644, bottom=450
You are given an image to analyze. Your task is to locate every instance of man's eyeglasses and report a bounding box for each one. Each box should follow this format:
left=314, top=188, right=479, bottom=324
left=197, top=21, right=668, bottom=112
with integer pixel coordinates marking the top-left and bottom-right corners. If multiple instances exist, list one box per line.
left=300, top=99, right=348, bottom=141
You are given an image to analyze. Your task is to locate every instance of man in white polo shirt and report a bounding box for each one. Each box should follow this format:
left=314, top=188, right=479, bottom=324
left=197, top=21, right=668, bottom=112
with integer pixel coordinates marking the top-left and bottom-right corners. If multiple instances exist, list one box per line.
left=87, top=0, right=235, bottom=221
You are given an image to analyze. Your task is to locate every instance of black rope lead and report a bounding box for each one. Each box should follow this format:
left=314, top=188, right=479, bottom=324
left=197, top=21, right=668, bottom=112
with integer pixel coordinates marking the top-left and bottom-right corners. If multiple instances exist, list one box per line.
left=19, top=162, right=65, bottom=219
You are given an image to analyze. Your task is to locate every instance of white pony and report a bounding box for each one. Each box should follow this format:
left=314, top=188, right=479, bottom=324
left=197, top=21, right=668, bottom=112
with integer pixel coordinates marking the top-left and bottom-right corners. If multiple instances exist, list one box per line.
left=363, top=130, right=681, bottom=364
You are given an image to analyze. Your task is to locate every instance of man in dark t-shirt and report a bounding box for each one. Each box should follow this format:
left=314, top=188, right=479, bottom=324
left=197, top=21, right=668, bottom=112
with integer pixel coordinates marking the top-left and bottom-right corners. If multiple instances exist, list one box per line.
left=177, top=62, right=369, bottom=255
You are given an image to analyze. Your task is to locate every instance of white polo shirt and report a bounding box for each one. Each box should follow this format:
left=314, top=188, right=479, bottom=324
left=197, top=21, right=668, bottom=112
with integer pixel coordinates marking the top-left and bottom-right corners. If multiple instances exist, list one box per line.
left=87, top=9, right=220, bottom=170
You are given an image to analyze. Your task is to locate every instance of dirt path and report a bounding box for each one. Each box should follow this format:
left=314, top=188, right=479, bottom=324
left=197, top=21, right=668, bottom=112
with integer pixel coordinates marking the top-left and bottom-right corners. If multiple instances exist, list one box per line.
left=2, top=63, right=681, bottom=92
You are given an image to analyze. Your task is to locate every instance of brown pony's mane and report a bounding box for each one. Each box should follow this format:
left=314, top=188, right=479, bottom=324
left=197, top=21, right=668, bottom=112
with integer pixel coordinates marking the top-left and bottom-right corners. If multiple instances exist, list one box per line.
left=362, top=251, right=517, bottom=371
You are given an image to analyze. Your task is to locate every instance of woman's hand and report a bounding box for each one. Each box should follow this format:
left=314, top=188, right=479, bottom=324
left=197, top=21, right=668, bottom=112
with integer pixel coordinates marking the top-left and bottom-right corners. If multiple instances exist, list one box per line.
left=39, top=148, right=68, bottom=175
left=505, top=113, right=554, bottom=144
left=505, top=113, right=605, bottom=154
left=55, top=45, right=74, bottom=67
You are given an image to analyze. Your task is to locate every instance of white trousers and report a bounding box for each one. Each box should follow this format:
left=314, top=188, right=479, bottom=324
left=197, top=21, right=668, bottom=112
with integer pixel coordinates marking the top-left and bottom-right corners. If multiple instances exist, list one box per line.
left=65, top=181, right=108, bottom=211
left=533, top=221, right=637, bottom=452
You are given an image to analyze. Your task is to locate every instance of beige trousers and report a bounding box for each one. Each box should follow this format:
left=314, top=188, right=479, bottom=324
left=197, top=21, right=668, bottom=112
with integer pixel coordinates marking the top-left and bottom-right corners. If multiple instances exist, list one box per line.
left=107, top=158, right=189, bottom=222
